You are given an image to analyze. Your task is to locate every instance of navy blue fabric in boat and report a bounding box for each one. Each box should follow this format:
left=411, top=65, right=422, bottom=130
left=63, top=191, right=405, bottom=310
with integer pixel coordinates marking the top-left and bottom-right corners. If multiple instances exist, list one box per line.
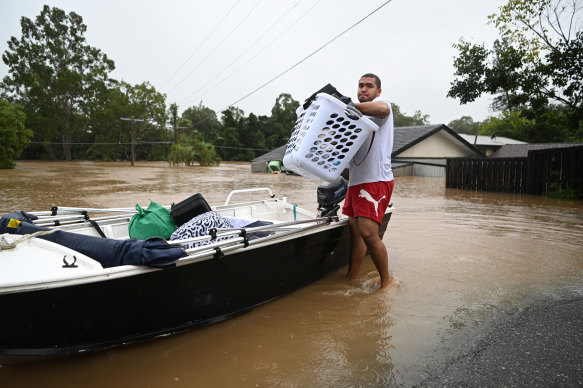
left=0, top=212, right=186, bottom=268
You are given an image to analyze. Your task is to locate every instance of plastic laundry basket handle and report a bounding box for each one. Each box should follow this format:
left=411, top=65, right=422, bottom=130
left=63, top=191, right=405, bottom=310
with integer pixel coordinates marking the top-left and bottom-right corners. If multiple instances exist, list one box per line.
left=344, top=105, right=361, bottom=120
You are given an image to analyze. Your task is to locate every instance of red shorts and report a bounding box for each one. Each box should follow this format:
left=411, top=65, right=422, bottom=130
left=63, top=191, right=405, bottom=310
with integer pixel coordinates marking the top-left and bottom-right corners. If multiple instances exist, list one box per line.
left=342, top=181, right=394, bottom=224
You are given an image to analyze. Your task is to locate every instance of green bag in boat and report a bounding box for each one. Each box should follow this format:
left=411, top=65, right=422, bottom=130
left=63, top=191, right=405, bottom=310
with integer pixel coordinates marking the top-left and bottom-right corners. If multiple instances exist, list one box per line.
left=128, top=200, right=177, bottom=240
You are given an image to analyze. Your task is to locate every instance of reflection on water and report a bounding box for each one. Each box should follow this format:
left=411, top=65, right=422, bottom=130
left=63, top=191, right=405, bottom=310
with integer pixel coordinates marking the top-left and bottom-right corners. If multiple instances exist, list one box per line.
left=1, top=162, right=582, bottom=386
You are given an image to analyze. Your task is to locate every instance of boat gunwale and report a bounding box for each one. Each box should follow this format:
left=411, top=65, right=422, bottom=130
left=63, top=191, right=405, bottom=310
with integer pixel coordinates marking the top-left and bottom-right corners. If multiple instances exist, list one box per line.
left=0, top=213, right=366, bottom=294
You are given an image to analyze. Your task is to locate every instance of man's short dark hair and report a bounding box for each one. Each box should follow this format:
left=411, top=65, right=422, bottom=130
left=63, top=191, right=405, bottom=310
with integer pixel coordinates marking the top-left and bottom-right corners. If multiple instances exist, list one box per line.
left=360, top=73, right=381, bottom=89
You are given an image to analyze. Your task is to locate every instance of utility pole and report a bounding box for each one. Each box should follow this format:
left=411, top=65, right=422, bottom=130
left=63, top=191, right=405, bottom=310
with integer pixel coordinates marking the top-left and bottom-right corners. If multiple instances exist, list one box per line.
left=171, top=104, right=178, bottom=144
left=170, top=103, right=188, bottom=144
left=121, top=117, right=145, bottom=166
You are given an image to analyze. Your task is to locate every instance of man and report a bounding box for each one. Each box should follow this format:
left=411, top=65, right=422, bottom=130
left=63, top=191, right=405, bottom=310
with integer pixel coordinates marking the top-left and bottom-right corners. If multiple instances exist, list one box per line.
left=342, top=73, right=394, bottom=288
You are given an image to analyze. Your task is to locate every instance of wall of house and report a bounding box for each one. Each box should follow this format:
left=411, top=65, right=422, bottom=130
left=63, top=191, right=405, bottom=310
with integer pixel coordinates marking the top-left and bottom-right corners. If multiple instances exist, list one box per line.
left=393, top=160, right=446, bottom=178
left=398, top=130, right=474, bottom=158
left=251, top=161, right=268, bottom=172
left=393, top=164, right=413, bottom=177
left=413, top=164, right=445, bottom=178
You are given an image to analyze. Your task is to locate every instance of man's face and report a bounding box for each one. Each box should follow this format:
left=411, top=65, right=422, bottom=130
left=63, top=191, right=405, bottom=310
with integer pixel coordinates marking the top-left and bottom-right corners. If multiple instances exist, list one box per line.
left=357, top=77, right=381, bottom=102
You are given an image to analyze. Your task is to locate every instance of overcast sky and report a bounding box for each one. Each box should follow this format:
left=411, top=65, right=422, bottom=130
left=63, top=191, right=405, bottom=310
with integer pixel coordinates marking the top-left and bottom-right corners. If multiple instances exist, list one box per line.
left=0, top=0, right=508, bottom=125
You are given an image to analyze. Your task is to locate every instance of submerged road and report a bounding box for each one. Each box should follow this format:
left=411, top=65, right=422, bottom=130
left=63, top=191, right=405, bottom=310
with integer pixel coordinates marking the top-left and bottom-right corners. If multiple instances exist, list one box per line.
left=420, top=292, right=583, bottom=387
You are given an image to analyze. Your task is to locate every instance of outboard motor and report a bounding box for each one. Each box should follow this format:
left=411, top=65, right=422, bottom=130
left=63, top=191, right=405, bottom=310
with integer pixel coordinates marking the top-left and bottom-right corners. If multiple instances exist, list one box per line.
left=317, top=177, right=348, bottom=217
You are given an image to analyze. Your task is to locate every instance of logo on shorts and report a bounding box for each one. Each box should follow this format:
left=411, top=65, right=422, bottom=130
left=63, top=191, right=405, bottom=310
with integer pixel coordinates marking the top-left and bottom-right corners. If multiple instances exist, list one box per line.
left=358, top=189, right=385, bottom=217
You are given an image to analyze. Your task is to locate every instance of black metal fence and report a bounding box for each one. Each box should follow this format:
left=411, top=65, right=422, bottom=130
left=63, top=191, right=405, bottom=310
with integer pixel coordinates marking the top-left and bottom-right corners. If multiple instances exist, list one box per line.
left=446, top=145, right=583, bottom=197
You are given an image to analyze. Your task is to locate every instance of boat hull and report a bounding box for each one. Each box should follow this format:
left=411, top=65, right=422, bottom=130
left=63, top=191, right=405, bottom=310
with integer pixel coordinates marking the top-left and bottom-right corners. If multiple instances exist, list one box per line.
left=0, top=212, right=391, bottom=360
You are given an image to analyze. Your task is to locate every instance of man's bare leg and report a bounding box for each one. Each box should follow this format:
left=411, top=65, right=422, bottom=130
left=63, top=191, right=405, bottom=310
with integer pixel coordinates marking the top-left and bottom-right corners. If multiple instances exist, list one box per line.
left=346, top=216, right=367, bottom=280
left=357, top=216, right=390, bottom=288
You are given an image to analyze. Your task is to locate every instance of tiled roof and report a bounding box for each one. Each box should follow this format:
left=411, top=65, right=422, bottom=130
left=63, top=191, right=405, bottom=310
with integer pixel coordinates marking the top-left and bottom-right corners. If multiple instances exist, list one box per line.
left=490, top=143, right=583, bottom=158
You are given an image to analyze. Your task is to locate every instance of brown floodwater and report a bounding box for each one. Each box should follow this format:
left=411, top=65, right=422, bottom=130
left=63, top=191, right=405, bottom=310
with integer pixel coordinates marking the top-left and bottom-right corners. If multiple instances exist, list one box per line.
left=0, top=161, right=582, bottom=387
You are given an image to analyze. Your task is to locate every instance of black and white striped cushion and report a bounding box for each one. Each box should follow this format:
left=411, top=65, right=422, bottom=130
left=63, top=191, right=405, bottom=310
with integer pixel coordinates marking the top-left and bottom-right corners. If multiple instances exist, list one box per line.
left=169, top=211, right=234, bottom=249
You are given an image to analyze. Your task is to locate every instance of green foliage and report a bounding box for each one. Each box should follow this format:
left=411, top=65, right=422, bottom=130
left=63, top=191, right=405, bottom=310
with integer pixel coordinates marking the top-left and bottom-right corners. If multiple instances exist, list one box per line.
left=191, top=139, right=221, bottom=166
left=268, top=93, right=299, bottom=147
left=168, top=143, right=195, bottom=166
left=206, top=93, right=300, bottom=161
left=168, top=136, right=221, bottom=166
left=0, top=99, right=33, bottom=168
left=86, top=84, right=128, bottom=161
left=86, top=81, right=169, bottom=161
left=448, top=116, right=481, bottom=134
left=547, top=182, right=581, bottom=200
left=480, top=110, right=536, bottom=140
left=448, top=0, right=583, bottom=143
left=1, top=5, right=115, bottom=160
left=392, top=103, right=430, bottom=127
left=181, top=102, right=221, bottom=142
left=490, top=0, right=553, bottom=59
left=448, top=40, right=490, bottom=105
left=478, top=105, right=581, bottom=142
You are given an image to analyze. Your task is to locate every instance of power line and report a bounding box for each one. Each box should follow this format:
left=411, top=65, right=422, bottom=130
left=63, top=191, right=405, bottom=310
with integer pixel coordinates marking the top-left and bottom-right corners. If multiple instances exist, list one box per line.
left=179, top=0, right=321, bottom=108
left=160, top=0, right=240, bottom=90
left=222, top=0, right=393, bottom=112
left=165, top=0, right=264, bottom=95
left=29, top=142, right=269, bottom=152
left=214, top=145, right=270, bottom=151
left=177, top=0, right=303, bottom=106
left=188, top=0, right=393, bottom=129
left=29, top=142, right=173, bottom=145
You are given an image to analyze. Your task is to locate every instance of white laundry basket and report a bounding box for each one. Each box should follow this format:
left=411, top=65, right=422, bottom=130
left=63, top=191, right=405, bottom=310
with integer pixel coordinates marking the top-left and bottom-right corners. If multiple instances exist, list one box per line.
left=283, top=93, right=378, bottom=182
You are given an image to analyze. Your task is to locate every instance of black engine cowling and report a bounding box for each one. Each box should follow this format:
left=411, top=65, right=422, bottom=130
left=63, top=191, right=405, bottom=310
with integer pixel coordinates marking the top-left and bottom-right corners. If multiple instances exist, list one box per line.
left=317, top=177, right=348, bottom=217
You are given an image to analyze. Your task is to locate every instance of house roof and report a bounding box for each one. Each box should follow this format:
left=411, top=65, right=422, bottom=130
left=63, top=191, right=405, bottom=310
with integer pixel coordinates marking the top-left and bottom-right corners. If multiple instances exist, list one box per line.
left=253, top=124, right=484, bottom=162
left=490, top=143, right=583, bottom=158
left=393, top=124, right=484, bottom=157
left=458, top=134, right=526, bottom=147
left=252, top=145, right=287, bottom=162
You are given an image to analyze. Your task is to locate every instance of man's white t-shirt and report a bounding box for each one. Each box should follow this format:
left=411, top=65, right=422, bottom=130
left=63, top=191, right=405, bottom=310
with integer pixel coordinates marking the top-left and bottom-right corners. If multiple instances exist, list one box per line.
left=348, top=95, right=394, bottom=186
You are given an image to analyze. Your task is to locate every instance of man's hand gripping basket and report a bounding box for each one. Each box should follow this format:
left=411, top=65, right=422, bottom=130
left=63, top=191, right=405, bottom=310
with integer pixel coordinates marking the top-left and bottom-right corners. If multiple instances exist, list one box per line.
left=283, top=93, right=378, bottom=182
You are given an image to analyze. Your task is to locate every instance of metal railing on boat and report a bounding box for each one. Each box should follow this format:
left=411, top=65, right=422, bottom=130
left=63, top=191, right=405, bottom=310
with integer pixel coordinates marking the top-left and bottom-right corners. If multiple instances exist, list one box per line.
left=173, top=216, right=340, bottom=264
left=25, top=206, right=343, bottom=265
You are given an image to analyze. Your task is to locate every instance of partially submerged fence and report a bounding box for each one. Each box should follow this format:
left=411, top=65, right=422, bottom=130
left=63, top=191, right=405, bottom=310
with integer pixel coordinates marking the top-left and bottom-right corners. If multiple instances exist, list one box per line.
left=446, top=145, right=583, bottom=197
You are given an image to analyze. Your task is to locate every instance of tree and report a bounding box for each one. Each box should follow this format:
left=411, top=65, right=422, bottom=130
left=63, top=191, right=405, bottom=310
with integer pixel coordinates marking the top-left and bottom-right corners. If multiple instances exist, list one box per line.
left=168, top=143, right=194, bottom=166
left=450, top=0, right=582, bottom=110
left=480, top=110, right=536, bottom=140
left=84, top=81, right=169, bottom=162
left=483, top=106, right=578, bottom=142
left=392, top=103, right=430, bottom=127
left=0, top=99, right=33, bottom=168
left=267, top=93, right=300, bottom=150
left=270, top=93, right=299, bottom=131
left=85, top=82, right=128, bottom=161
left=216, top=106, right=245, bottom=160
left=190, top=138, right=221, bottom=166
left=448, top=116, right=482, bottom=134
left=167, top=138, right=220, bottom=167
left=181, top=102, right=221, bottom=142
left=241, top=113, right=268, bottom=160
left=448, top=0, right=583, bottom=142
left=120, top=81, right=169, bottom=161
left=1, top=5, right=115, bottom=160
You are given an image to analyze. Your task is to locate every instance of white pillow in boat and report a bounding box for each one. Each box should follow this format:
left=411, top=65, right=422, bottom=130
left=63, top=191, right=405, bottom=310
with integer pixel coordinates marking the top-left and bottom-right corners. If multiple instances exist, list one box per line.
left=169, top=211, right=234, bottom=249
